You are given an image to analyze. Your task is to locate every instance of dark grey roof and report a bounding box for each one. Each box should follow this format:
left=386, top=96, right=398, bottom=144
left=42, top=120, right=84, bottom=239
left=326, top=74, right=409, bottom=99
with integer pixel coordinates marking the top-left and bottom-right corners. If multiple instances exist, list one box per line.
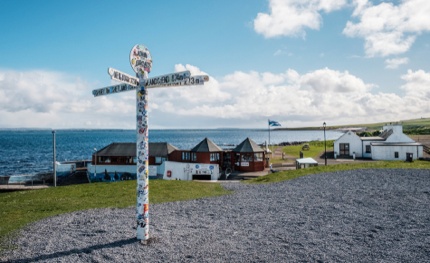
left=361, top=137, right=385, bottom=141
left=191, top=138, right=223, bottom=152
left=361, top=129, right=393, bottom=141
left=95, top=142, right=177, bottom=157
left=233, top=137, right=264, bottom=153
left=149, top=142, right=178, bottom=156
left=379, top=129, right=393, bottom=140
left=371, top=142, right=423, bottom=146
left=97, top=142, right=135, bottom=157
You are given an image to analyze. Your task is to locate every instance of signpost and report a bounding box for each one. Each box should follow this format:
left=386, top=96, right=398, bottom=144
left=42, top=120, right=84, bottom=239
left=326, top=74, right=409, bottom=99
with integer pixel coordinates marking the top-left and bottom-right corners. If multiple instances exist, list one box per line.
left=92, top=83, right=136, bottom=97
left=92, top=44, right=208, bottom=243
left=108, top=67, right=198, bottom=88
left=108, top=67, right=139, bottom=86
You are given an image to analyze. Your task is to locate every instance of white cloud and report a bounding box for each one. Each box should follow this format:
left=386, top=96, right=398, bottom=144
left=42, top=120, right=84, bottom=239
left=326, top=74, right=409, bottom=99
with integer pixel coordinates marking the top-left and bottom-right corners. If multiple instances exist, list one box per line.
left=385, top=57, right=409, bottom=69
left=300, top=67, right=372, bottom=93
left=152, top=64, right=230, bottom=104
left=254, top=0, right=347, bottom=38
left=254, top=0, right=430, bottom=58
left=401, top=69, right=430, bottom=100
left=151, top=66, right=429, bottom=127
left=0, top=69, right=136, bottom=129
left=344, top=0, right=430, bottom=57
left=1, top=66, right=429, bottom=129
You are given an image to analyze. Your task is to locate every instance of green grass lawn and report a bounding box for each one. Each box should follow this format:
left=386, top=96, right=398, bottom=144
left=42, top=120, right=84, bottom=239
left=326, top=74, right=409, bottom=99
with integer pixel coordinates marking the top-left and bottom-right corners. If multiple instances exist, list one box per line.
left=270, top=140, right=334, bottom=163
left=0, top=180, right=230, bottom=247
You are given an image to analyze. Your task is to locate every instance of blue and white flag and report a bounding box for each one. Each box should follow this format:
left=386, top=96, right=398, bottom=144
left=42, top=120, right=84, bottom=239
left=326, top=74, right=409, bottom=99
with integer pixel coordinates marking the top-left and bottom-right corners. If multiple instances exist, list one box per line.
left=268, top=119, right=281, bottom=127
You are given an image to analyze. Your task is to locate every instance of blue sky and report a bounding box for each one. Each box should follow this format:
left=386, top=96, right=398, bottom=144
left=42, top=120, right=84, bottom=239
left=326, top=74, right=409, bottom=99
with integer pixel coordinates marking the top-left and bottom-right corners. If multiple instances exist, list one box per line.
left=0, top=0, right=429, bottom=129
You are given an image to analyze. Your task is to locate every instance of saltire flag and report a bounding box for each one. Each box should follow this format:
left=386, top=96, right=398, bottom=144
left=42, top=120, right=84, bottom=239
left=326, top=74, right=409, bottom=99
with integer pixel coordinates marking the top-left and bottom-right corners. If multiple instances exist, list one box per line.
left=269, top=119, right=281, bottom=127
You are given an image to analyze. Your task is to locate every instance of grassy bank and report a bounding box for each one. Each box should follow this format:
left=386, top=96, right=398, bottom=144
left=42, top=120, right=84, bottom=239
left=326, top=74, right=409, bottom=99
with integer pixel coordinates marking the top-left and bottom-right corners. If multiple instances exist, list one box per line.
left=0, top=180, right=230, bottom=246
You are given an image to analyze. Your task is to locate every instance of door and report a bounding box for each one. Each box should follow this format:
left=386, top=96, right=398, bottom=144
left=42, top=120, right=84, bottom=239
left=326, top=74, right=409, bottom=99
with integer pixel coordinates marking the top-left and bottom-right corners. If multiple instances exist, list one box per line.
left=339, top=143, right=350, bottom=156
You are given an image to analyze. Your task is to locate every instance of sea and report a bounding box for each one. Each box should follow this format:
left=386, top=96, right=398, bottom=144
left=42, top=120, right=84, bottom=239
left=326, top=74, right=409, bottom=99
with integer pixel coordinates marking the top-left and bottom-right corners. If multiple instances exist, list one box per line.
left=0, top=129, right=344, bottom=177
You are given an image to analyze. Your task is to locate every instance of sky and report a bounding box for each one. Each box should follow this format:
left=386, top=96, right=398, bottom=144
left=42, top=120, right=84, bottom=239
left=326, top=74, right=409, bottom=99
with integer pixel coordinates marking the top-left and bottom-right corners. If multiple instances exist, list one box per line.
left=0, top=0, right=429, bottom=129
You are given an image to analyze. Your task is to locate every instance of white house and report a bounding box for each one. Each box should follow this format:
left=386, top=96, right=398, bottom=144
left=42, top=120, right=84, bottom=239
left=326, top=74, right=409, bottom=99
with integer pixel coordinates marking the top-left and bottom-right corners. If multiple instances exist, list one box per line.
left=334, top=123, right=423, bottom=161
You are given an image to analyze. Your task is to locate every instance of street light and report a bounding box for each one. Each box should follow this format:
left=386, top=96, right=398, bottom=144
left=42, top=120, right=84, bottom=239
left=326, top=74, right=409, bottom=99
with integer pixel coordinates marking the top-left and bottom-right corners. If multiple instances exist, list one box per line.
left=52, top=130, right=56, bottom=187
left=323, top=122, right=327, bottom=166
left=93, top=148, right=97, bottom=179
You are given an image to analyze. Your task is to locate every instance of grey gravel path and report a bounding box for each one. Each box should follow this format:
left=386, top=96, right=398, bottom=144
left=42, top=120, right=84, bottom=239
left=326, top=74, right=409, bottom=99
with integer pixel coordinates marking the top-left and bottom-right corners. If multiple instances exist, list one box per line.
left=1, top=169, right=430, bottom=262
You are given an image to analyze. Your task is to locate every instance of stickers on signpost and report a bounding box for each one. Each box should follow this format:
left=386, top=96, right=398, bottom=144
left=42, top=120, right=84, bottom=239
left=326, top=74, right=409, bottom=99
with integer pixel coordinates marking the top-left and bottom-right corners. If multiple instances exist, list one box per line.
left=130, top=44, right=152, bottom=76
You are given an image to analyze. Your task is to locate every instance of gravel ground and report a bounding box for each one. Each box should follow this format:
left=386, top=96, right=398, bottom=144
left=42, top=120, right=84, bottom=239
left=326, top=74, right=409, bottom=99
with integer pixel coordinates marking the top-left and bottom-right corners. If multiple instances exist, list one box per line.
left=1, top=169, right=430, bottom=263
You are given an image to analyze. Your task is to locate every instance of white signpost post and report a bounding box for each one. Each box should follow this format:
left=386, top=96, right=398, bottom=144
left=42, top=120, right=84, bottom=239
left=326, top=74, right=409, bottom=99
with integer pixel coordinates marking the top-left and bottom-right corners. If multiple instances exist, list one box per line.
left=92, top=44, right=208, bottom=243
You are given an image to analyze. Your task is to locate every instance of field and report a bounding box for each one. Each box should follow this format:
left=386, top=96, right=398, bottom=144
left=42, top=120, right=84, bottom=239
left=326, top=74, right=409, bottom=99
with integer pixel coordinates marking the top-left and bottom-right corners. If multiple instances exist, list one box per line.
left=332, top=117, right=430, bottom=134
left=277, top=117, right=430, bottom=134
left=409, top=134, right=430, bottom=145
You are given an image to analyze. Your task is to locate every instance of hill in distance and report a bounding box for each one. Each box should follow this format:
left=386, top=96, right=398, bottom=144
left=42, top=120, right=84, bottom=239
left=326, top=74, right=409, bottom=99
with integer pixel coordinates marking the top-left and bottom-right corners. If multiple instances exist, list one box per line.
left=277, top=117, right=430, bottom=135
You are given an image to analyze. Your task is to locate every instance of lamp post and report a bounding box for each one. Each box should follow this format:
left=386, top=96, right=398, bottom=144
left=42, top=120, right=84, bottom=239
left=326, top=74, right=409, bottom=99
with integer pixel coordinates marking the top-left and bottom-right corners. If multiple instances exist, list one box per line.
left=93, top=148, right=97, bottom=179
left=323, top=122, right=327, bottom=166
left=52, top=130, right=56, bottom=187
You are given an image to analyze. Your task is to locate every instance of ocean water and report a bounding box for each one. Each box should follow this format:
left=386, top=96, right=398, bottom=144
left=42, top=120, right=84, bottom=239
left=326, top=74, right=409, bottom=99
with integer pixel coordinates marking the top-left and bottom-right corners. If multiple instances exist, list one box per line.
left=0, top=129, right=343, bottom=177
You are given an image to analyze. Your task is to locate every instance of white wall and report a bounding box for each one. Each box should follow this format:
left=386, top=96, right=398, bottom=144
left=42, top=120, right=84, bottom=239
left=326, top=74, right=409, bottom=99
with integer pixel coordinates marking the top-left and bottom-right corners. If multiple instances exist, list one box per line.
left=361, top=141, right=373, bottom=159
left=161, top=161, right=219, bottom=181
left=87, top=164, right=158, bottom=178
left=87, top=162, right=220, bottom=182
left=372, top=145, right=423, bottom=160
left=87, top=164, right=136, bottom=182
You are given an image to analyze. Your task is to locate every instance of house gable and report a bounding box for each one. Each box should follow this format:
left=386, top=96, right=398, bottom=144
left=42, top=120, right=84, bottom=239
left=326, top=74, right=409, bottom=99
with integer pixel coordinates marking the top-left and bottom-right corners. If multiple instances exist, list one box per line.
left=233, top=137, right=264, bottom=153
left=191, top=138, right=223, bottom=152
left=334, top=130, right=363, bottom=157
left=382, top=124, right=414, bottom=143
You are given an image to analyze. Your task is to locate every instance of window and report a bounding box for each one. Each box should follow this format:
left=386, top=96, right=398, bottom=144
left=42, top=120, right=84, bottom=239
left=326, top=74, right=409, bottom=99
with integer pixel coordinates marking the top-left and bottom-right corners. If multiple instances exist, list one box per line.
left=254, top=153, right=263, bottom=161
left=365, top=145, right=371, bottom=153
left=191, top=153, right=197, bottom=162
left=210, top=153, right=219, bottom=161
left=155, top=157, right=166, bottom=164
left=181, top=152, right=190, bottom=161
left=241, top=153, right=253, bottom=162
left=394, top=152, right=399, bottom=158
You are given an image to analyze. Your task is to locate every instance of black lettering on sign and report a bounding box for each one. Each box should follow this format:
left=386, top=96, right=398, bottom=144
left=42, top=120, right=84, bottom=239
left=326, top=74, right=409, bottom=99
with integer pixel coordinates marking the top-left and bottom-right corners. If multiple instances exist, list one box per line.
left=137, top=51, right=148, bottom=58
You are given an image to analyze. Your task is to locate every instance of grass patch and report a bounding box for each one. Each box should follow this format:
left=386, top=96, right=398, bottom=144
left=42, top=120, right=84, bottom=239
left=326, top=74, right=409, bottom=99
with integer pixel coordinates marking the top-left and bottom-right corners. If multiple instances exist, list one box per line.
left=0, top=180, right=230, bottom=248
left=249, top=160, right=430, bottom=184
left=282, top=141, right=334, bottom=159
left=270, top=141, right=334, bottom=164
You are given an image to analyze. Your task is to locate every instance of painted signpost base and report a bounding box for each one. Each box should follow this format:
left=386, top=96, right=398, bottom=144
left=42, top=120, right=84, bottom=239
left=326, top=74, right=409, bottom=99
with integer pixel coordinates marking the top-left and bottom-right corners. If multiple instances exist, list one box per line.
left=136, top=83, right=149, bottom=241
